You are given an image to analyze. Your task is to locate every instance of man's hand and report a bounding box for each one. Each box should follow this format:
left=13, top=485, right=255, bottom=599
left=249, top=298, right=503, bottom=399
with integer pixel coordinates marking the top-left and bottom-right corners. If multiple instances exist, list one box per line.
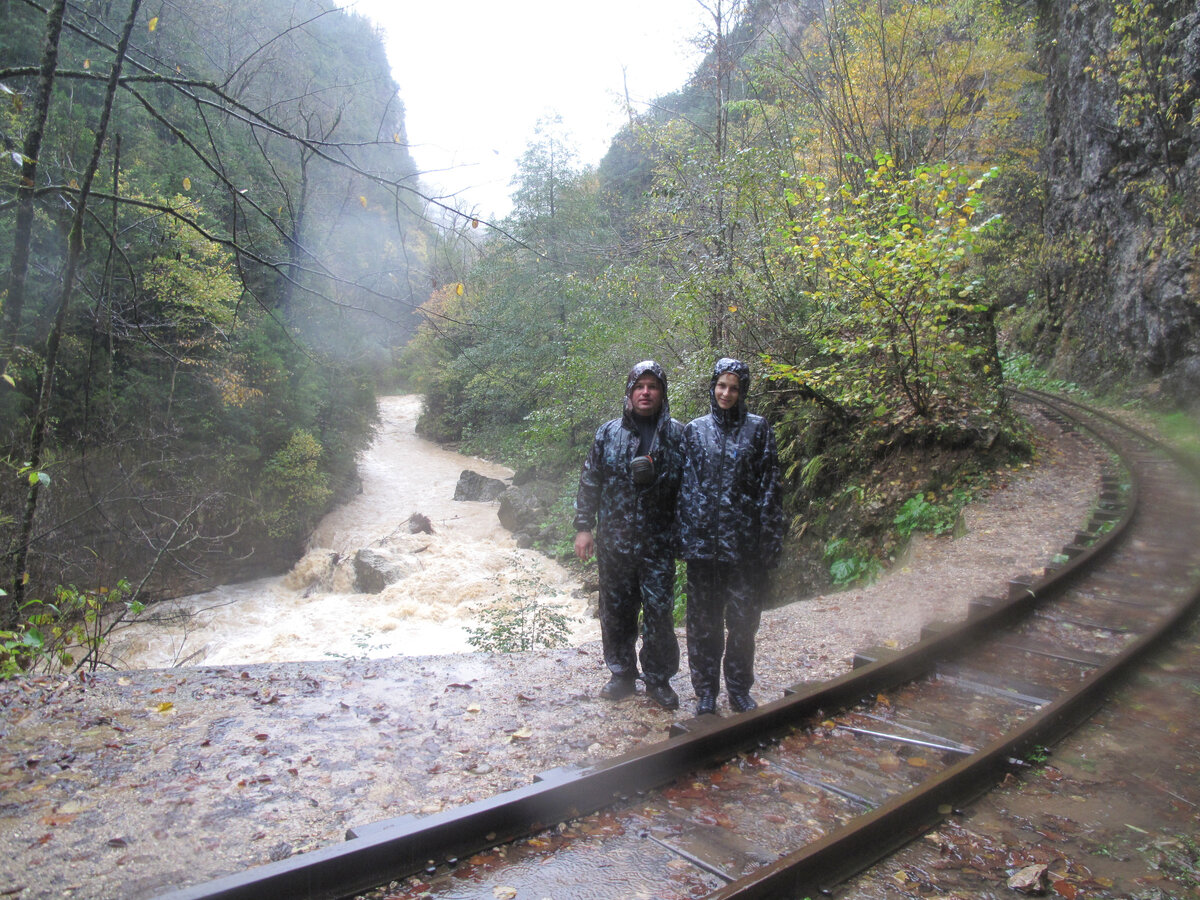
left=574, top=530, right=594, bottom=561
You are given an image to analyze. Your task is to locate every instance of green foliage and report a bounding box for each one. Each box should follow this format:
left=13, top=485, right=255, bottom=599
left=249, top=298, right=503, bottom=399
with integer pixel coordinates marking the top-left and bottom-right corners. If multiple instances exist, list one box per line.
left=1086, top=0, right=1196, bottom=192
left=0, top=579, right=140, bottom=678
left=894, top=492, right=963, bottom=538
left=1023, top=743, right=1051, bottom=769
left=824, top=538, right=880, bottom=587
left=465, top=579, right=575, bottom=653
left=1158, top=412, right=1200, bottom=459
left=259, top=430, right=333, bottom=539
left=999, top=352, right=1082, bottom=393
left=768, top=155, right=1005, bottom=423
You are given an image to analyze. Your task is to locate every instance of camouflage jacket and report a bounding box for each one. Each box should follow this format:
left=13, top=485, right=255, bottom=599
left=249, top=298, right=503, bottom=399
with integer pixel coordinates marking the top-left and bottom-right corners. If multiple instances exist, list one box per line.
left=676, top=360, right=785, bottom=567
left=573, top=365, right=684, bottom=560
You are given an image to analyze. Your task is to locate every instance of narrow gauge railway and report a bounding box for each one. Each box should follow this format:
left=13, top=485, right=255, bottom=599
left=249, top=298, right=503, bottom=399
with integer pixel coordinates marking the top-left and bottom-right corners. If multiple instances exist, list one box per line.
left=161, top=393, right=1200, bottom=900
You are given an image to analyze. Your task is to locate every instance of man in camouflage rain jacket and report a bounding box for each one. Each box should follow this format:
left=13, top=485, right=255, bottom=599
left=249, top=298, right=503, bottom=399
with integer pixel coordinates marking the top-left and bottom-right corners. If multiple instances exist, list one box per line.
left=574, top=361, right=684, bottom=710
left=676, top=358, right=784, bottom=715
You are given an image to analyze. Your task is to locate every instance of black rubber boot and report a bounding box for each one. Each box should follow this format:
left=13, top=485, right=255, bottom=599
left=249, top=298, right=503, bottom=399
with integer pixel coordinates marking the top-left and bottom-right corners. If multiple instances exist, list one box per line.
left=599, top=675, right=636, bottom=701
left=645, top=681, right=679, bottom=710
left=728, top=691, right=757, bottom=713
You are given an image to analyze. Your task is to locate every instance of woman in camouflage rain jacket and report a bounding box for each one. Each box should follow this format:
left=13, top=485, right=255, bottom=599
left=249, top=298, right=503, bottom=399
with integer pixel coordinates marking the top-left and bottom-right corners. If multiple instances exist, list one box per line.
left=573, top=361, right=685, bottom=709
left=676, top=358, right=784, bottom=715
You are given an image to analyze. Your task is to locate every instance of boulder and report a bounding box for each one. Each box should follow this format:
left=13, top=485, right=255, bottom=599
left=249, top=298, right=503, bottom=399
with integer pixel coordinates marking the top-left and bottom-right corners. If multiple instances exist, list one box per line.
left=353, top=547, right=417, bottom=594
left=497, top=480, right=559, bottom=539
left=453, top=469, right=508, bottom=502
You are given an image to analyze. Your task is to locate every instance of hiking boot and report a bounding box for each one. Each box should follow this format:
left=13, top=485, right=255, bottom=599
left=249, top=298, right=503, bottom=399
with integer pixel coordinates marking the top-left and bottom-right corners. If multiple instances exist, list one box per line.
left=695, top=694, right=717, bottom=716
left=728, top=691, right=757, bottom=713
left=645, top=681, right=679, bottom=710
left=599, top=675, right=636, bottom=701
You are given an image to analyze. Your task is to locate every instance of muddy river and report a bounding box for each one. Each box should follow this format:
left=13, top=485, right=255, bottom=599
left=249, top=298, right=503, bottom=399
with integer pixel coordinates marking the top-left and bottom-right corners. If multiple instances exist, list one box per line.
left=107, top=395, right=597, bottom=668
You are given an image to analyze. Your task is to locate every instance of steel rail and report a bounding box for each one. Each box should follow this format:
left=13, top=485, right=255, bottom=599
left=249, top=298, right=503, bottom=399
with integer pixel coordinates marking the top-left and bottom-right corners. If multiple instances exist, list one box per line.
left=157, top=393, right=1199, bottom=900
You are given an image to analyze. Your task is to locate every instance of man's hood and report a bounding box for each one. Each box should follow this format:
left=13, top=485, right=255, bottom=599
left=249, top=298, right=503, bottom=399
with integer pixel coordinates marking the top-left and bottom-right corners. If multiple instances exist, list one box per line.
left=622, top=359, right=671, bottom=429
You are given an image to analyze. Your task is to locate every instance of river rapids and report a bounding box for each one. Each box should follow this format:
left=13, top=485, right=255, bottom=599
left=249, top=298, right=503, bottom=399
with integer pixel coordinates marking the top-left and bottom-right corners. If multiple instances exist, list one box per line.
left=108, top=396, right=598, bottom=668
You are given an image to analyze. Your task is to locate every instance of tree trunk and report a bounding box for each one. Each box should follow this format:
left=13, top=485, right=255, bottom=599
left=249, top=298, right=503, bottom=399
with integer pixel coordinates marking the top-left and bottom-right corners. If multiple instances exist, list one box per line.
left=7, top=0, right=144, bottom=616
left=0, top=0, right=68, bottom=384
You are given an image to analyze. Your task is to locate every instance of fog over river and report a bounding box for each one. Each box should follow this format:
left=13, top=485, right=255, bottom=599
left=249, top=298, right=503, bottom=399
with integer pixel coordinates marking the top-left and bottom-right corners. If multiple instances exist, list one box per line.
left=110, top=396, right=598, bottom=669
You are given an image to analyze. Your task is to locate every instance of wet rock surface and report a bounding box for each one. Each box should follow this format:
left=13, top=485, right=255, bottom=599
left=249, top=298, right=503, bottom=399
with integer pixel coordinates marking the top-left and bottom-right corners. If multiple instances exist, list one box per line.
left=453, top=470, right=508, bottom=503
left=0, top=410, right=1145, bottom=900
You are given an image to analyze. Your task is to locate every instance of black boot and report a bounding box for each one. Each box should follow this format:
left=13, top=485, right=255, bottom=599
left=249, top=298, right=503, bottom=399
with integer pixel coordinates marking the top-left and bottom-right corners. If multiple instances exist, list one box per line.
left=645, top=681, right=679, bottom=710
left=728, top=691, right=757, bottom=713
left=695, top=694, right=717, bottom=716
left=599, top=675, right=636, bottom=700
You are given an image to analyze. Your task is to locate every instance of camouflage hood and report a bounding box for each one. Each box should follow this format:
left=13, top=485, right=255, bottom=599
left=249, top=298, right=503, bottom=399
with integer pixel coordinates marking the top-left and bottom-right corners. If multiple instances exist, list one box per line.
left=622, top=359, right=673, bottom=446
left=708, top=357, right=751, bottom=426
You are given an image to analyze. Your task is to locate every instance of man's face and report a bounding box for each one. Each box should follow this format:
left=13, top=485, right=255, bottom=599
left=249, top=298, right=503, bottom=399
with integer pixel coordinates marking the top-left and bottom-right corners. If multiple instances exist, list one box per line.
left=714, top=372, right=741, bottom=410
left=629, top=373, right=664, bottom=416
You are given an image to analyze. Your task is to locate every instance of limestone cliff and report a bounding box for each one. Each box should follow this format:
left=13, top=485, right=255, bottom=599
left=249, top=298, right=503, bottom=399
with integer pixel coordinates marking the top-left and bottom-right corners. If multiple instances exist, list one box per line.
left=1038, top=0, right=1199, bottom=406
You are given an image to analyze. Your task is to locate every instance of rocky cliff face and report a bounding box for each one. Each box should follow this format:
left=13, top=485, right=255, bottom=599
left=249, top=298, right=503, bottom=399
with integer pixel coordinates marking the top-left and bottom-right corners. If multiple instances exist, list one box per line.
left=1038, top=0, right=1199, bottom=407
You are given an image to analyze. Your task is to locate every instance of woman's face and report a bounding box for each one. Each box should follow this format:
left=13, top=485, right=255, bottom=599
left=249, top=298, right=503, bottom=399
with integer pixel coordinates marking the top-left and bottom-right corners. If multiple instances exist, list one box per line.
left=714, top=372, right=741, bottom=410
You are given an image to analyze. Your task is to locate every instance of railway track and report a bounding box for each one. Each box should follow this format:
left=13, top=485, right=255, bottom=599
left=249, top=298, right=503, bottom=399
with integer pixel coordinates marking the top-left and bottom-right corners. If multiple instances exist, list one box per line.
left=161, top=392, right=1200, bottom=900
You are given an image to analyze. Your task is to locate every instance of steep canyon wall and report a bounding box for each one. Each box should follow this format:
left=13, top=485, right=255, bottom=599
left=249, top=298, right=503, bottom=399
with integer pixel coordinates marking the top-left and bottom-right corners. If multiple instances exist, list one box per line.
left=1038, top=0, right=1199, bottom=406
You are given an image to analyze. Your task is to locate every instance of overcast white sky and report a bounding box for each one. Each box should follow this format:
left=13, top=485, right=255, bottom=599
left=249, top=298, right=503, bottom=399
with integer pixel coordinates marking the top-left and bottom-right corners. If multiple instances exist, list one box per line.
left=348, top=0, right=710, bottom=218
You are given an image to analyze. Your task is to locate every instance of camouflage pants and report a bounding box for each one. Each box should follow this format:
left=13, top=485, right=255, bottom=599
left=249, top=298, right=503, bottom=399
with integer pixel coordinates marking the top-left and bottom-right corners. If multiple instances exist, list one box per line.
left=596, top=548, right=679, bottom=686
left=685, top=560, right=762, bottom=698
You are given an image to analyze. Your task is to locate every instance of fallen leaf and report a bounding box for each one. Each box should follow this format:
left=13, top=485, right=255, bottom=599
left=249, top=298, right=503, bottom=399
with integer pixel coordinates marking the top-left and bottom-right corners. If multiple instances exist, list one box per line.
left=1008, top=863, right=1048, bottom=894
left=877, top=752, right=902, bottom=773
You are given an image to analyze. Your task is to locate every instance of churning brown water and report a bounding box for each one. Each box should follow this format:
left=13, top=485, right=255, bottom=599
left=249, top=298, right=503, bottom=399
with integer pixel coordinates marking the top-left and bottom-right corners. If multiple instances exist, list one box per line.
left=108, top=396, right=597, bottom=668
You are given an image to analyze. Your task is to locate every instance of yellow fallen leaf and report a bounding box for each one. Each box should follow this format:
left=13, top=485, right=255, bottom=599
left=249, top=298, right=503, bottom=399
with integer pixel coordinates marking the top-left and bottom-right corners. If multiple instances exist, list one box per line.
left=359, top=195, right=367, bottom=208
left=148, top=16, right=158, bottom=31
left=154, top=701, right=174, bottom=713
